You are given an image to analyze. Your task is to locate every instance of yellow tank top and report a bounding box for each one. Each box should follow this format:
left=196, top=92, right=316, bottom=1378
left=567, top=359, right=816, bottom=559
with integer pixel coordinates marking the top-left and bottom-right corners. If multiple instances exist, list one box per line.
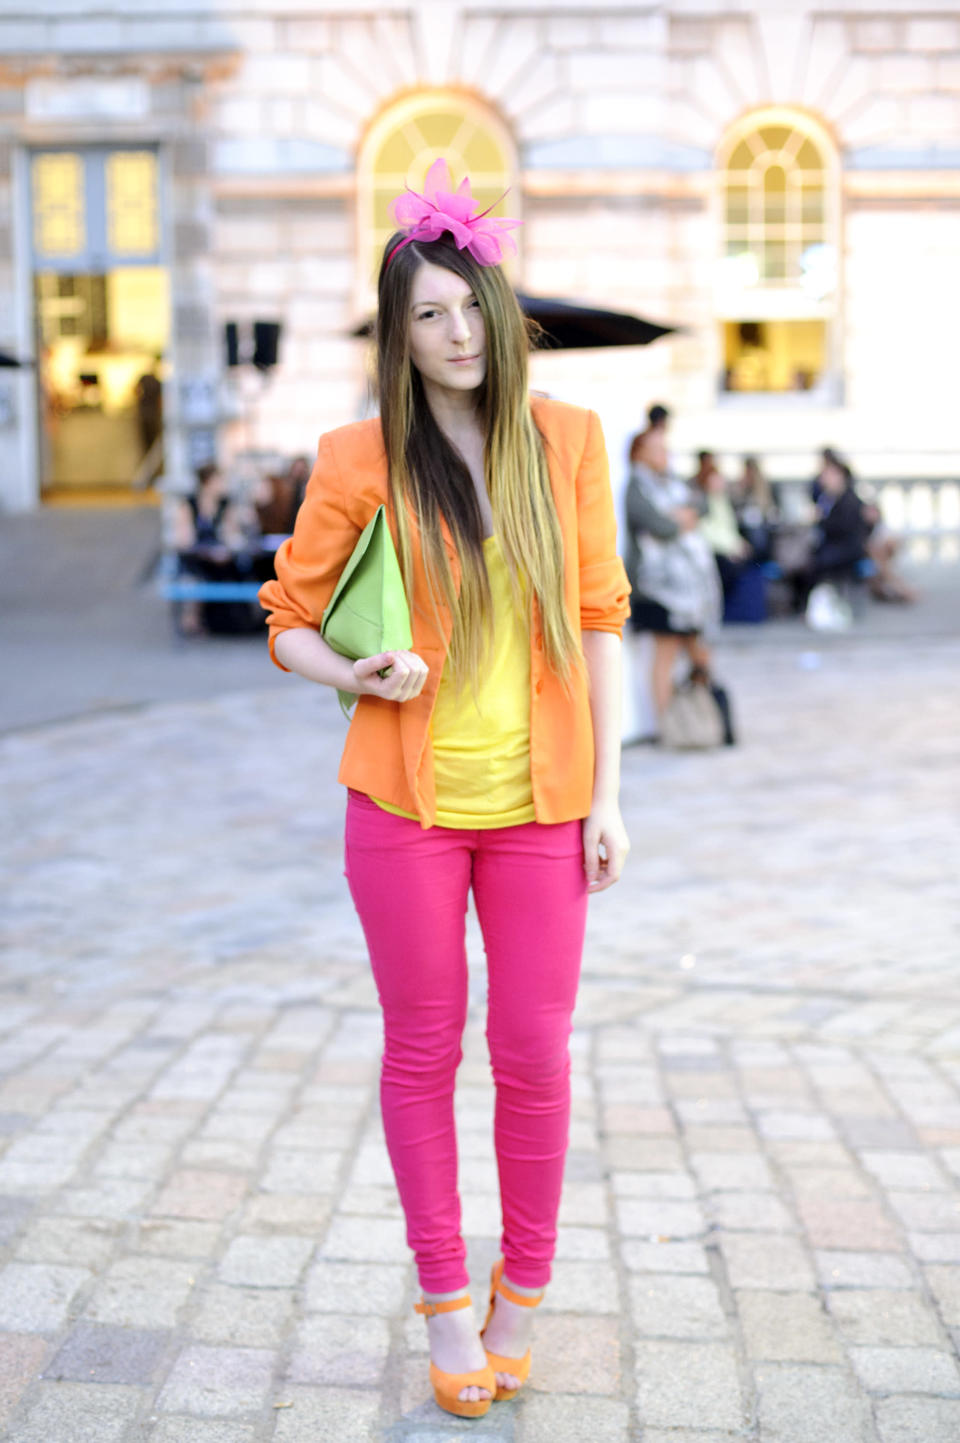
left=375, top=535, right=535, bottom=829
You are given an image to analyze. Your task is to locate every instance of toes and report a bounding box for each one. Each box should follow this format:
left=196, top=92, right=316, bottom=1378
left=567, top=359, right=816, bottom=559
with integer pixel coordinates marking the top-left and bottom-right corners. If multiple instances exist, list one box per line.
left=458, top=1386, right=491, bottom=1403
left=496, top=1373, right=520, bottom=1392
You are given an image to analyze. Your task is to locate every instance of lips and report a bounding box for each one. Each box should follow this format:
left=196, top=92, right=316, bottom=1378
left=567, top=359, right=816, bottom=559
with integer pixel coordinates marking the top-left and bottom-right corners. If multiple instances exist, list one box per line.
left=449, top=354, right=481, bottom=363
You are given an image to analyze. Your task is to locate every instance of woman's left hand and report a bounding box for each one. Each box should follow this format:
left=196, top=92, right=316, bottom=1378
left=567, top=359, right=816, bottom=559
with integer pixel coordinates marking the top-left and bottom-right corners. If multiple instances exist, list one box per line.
left=582, top=801, right=630, bottom=893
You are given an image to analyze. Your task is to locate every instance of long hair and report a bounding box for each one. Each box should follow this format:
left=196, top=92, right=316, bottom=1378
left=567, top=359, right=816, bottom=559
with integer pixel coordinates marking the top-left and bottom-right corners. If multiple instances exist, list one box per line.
left=375, top=233, right=580, bottom=690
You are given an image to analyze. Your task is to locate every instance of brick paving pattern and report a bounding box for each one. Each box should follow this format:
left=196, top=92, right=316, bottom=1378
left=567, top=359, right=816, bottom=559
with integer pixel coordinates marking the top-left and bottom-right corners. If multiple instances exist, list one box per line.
left=1, top=635, right=959, bottom=1440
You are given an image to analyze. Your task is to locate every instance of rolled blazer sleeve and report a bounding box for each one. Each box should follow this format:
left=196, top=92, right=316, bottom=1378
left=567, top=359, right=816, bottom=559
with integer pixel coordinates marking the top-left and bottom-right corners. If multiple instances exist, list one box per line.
left=258, top=432, right=362, bottom=669
left=576, top=410, right=631, bottom=634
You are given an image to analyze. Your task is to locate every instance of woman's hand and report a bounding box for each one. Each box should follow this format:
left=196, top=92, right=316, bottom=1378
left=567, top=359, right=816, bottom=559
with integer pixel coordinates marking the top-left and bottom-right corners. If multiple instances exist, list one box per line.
left=582, top=800, right=630, bottom=893
left=353, top=650, right=429, bottom=703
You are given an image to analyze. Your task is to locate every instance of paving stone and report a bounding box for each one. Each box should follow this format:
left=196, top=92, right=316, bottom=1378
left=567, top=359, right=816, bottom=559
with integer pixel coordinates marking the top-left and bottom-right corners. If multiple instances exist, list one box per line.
left=83, top=1257, right=194, bottom=1328
left=754, top=1363, right=874, bottom=1442
left=887, top=1191, right=960, bottom=1232
left=611, top=1170, right=697, bottom=1199
left=740, top=1288, right=843, bottom=1363
left=156, top=1343, right=274, bottom=1416
left=271, top=1385, right=380, bottom=1442
left=827, top=1288, right=943, bottom=1346
left=622, top=1240, right=710, bottom=1274
left=217, top=1233, right=314, bottom=1287
left=0, top=1262, right=91, bottom=1332
left=923, top=1265, right=960, bottom=1325
left=708, top=1191, right=796, bottom=1232
left=261, top=1149, right=344, bottom=1193
left=14, top=1216, right=122, bottom=1268
left=908, top=1232, right=960, bottom=1263
left=529, top=1313, right=621, bottom=1395
left=319, top=1214, right=408, bottom=1262
left=540, top=1260, right=620, bottom=1313
left=515, top=1391, right=631, bottom=1441
left=629, top=1274, right=727, bottom=1339
left=860, top=1151, right=950, bottom=1190
left=815, top=1250, right=915, bottom=1289
left=616, top=1198, right=706, bottom=1238
left=302, top=1260, right=408, bottom=1315
left=797, top=1197, right=902, bottom=1250
left=850, top=1345, right=960, bottom=1395
left=134, top=1219, right=223, bottom=1259
left=145, top=1420, right=258, bottom=1443
left=0, top=1333, right=48, bottom=1426
left=188, top=1283, right=294, bottom=1345
left=786, top=1165, right=874, bottom=1200
left=150, top=1170, right=248, bottom=1222
left=241, top=1194, right=331, bottom=1230
left=286, top=1312, right=390, bottom=1385
left=11, top=1381, right=142, bottom=1442
left=690, top=1151, right=773, bottom=1191
left=875, top=1395, right=960, bottom=1442
left=719, top=1233, right=816, bottom=1291
left=43, top=1322, right=169, bottom=1383
left=635, top=1340, right=743, bottom=1428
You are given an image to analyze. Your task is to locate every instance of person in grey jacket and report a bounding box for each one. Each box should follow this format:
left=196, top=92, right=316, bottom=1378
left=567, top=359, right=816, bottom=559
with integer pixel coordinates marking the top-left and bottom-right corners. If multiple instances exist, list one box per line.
left=624, top=429, right=720, bottom=718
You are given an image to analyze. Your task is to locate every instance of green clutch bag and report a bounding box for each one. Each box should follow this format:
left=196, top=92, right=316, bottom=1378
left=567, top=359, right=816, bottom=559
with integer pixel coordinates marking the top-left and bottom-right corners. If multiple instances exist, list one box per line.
left=320, top=504, right=413, bottom=716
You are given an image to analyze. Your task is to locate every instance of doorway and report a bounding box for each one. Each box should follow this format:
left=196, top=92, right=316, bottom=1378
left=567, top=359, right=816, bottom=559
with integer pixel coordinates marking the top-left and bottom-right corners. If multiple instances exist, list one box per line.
left=30, top=147, right=170, bottom=498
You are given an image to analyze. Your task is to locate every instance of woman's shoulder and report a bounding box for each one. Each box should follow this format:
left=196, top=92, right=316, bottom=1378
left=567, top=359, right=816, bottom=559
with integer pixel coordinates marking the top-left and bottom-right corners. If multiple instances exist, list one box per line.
left=529, top=394, right=595, bottom=442
left=317, top=416, right=386, bottom=471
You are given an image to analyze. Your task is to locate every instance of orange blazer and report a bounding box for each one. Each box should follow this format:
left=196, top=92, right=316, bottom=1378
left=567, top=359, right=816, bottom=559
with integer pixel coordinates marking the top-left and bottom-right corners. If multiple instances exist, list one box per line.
left=259, top=396, right=630, bottom=827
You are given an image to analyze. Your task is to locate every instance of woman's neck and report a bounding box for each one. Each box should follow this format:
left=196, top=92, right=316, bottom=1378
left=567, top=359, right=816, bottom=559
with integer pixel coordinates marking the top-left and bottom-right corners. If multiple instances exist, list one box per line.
left=422, top=379, right=483, bottom=446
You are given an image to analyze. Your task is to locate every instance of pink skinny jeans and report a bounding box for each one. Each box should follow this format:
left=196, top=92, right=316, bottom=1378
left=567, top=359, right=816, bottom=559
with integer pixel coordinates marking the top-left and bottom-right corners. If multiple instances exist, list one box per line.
left=344, top=789, right=588, bottom=1293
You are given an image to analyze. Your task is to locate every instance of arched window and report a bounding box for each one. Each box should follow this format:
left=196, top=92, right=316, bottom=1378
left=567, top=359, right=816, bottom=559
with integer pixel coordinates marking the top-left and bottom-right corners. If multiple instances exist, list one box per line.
left=357, top=92, right=518, bottom=304
left=716, top=111, right=839, bottom=397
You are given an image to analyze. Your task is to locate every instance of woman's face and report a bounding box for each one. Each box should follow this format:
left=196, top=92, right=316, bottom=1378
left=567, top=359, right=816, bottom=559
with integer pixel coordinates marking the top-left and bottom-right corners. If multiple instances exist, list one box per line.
left=407, top=262, right=486, bottom=398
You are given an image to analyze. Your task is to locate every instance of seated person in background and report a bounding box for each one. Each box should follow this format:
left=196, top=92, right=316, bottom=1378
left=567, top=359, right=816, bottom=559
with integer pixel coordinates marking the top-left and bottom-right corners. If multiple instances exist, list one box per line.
left=691, top=452, right=753, bottom=605
left=730, top=455, right=776, bottom=562
left=171, top=464, right=261, bottom=634
left=254, top=454, right=312, bottom=538
left=804, top=453, right=870, bottom=601
left=858, top=487, right=919, bottom=605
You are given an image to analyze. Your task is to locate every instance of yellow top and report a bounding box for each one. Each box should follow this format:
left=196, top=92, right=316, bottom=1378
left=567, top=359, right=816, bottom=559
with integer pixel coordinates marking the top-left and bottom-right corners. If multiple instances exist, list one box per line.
left=375, top=534, right=535, bottom=829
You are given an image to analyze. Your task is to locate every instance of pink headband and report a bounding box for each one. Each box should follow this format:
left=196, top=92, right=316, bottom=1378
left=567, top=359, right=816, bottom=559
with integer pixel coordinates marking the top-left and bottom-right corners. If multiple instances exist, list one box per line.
left=386, top=158, right=521, bottom=268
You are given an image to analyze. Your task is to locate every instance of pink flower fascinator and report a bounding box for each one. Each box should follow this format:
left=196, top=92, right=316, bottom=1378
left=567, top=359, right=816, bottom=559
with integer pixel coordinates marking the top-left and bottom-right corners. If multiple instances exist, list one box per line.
left=386, top=158, right=521, bottom=268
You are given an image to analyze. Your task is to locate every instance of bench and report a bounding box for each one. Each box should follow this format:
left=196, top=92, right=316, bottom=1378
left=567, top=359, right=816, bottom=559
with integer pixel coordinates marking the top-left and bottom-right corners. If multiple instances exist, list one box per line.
left=156, top=554, right=266, bottom=637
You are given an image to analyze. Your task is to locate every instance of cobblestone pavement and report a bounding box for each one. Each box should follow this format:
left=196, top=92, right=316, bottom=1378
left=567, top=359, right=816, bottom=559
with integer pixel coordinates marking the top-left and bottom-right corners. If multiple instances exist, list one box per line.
left=2, top=634, right=960, bottom=1442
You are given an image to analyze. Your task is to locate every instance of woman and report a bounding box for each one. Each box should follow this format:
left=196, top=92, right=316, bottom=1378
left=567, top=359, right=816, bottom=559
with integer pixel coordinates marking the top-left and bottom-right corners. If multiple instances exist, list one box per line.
left=691, top=451, right=753, bottom=607
left=171, top=463, right=259, bottom=634
left=624, top=431, right=720, bottom=720
left=258, top=160, right=630, bottom=1419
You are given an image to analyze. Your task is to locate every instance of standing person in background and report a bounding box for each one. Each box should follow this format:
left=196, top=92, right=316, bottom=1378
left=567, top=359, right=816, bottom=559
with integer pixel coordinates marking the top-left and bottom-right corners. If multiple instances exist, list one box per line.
left=624, top=431, right=719, bottom=722
left=731, top=455, right=777, bottom=562
left=691, top=451, right=754, bottom=607
left=628, top=401, right=670, bottom=475
left=259, top=159, right=630, bottom=1420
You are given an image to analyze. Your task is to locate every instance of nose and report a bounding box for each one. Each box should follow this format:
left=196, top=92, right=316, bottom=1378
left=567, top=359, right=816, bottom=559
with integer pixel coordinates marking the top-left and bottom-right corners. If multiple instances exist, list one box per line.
left=448, top=307, right=472, bottom=344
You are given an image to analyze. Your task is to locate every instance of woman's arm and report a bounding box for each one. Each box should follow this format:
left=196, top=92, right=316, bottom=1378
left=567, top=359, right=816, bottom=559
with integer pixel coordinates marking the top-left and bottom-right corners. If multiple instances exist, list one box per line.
left=273, top=627, right=428, bottom=703
left=581, top=629, right=630, bottom=893
left=626, top=474, right=680, bottom=541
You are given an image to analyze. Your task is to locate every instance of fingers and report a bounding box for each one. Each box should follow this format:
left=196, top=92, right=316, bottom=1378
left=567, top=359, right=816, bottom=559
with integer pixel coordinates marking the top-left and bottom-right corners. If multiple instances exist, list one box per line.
left=582, top=819, right=630, bottom=894
left=353, top=650, right=429, bottom=703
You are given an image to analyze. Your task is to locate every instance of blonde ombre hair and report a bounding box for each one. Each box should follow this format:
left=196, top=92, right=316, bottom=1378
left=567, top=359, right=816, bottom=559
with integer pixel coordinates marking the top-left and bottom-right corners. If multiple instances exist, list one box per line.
left=376, top=233, right=580, bottom=690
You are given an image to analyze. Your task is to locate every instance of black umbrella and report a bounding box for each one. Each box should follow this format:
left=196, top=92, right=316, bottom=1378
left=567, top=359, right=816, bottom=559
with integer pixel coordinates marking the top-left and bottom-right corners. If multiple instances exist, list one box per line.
left=351, top=293, right=677, bottom=349
left=517, top=293, right=677, bottom=350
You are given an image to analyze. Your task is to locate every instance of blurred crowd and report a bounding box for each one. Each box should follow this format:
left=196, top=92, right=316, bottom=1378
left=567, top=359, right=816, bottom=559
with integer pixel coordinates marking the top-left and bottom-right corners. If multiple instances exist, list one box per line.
left=621, top=403, right=917, bottom=744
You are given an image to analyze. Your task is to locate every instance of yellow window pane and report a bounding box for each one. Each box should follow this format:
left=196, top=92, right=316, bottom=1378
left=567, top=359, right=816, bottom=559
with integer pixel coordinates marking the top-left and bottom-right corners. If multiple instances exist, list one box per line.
left=32, top=153, right=85, bottom=258
left=378, top=129, right=415, bottom=173
left=725, top=186, right=750, bottom=225
left=801, top=189, right=824, bottom=223
left=416, top=111, right=464, bottom=151
left=759, top=125, right=792, bottom=153
left=728, top=140, right=754, bottom=171
left=461, top=129, right=503, bottom=174
left=764, top=164, right=787, bottom=193
left=107, top=152, right=158, bottom=256
left=796, top=137, right=823, bottom=168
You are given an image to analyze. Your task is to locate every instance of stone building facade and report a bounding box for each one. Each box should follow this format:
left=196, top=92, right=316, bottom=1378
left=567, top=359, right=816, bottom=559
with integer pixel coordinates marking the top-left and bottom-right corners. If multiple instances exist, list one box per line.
left=1, top=0, right=959, bottom=517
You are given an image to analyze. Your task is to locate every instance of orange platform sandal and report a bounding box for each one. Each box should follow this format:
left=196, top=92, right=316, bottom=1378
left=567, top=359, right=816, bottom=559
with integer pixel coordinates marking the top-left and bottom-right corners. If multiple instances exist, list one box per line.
left=414, top=1295, right=497, bottom=1419
left=480, top=1257, right=543, bottom=1401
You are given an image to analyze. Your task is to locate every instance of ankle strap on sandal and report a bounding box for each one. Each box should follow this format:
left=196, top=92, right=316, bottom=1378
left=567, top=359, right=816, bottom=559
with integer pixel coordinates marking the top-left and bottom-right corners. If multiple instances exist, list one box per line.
left=496, top=1278, right=543, bottom=1308
left=415, top=1294, right=472, bottom=1317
